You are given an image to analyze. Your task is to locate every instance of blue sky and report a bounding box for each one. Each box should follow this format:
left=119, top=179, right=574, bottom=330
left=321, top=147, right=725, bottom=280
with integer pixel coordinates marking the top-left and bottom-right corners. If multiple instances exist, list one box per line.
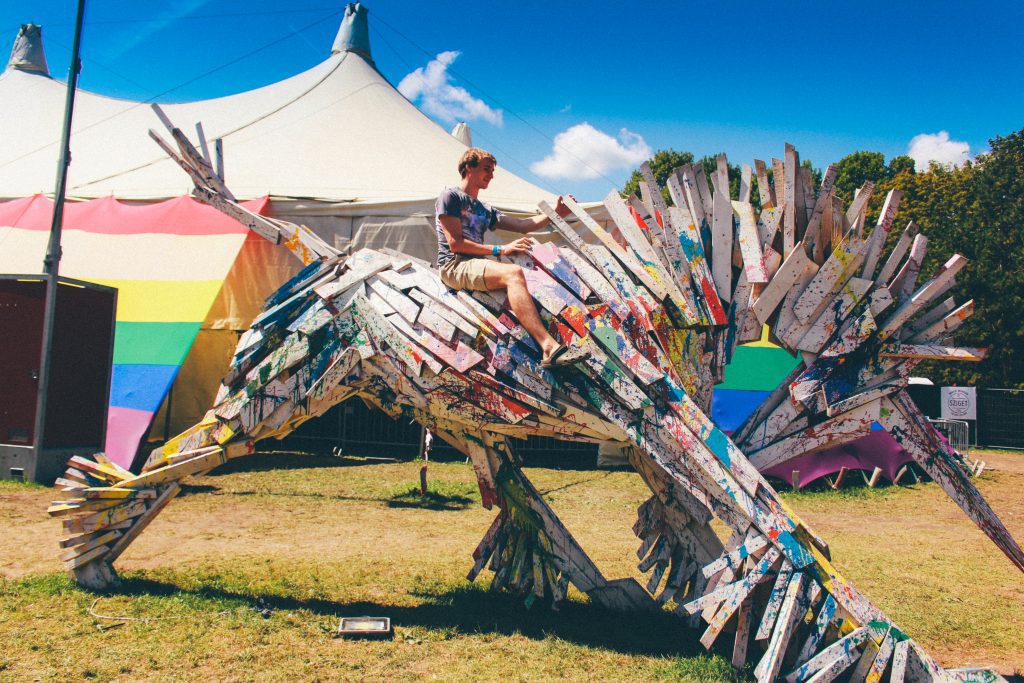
left=4, top=1, right=1023, bottom=200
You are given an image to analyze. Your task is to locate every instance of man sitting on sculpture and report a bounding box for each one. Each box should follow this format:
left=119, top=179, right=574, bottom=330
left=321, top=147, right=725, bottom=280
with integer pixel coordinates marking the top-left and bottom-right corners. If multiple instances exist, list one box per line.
left=435, top=147, right=589, bottom=368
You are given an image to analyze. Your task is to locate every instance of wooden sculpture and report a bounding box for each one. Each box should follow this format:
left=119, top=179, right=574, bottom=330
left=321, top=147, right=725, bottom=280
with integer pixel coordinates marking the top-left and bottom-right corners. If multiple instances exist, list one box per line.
left=49, top=123, right=1022, bottom=682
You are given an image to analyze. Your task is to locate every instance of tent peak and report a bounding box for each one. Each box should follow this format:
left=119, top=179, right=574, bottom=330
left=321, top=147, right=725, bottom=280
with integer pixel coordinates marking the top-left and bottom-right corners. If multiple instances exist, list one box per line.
left=451, top=122, right=472, bottom=147
left=332, top=3, right=372, bottom=62
left=7, top=23, right=49, bottom=75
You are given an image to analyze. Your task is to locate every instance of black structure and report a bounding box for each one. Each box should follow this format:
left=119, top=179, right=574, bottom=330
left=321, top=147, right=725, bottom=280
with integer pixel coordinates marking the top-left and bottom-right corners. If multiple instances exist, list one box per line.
left=0, top=275, right=116, bottom=482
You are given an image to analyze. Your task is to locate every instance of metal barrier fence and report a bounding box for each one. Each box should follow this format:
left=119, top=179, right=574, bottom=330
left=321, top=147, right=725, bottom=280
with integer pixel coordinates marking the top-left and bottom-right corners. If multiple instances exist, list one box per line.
left=928, top=418, right=970, bottom=455
left=977, top=389, right=1024, bottom=450
left=276, top=398, right=598, bottom=465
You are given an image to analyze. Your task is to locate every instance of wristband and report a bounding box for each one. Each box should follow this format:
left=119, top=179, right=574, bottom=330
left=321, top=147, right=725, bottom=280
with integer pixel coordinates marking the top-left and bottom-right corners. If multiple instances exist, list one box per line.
left=492, top=244, right=501, bottom=257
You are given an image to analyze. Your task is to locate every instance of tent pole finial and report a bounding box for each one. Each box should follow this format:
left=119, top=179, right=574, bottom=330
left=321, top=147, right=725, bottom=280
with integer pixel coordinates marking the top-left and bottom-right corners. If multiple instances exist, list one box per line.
left=7, top=23, right=49, bottom=75
left=332, top=3, right=372, bottom=63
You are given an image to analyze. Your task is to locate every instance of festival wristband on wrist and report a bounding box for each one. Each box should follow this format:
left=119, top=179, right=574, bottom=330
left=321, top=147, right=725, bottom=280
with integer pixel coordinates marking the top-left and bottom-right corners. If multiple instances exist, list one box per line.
left=492, top=245, right=501, bottom=257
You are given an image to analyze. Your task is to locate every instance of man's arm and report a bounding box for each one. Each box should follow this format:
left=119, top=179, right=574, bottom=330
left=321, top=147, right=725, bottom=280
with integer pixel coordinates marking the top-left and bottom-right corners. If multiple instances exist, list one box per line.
left=495, top=195, right=574, bottom=234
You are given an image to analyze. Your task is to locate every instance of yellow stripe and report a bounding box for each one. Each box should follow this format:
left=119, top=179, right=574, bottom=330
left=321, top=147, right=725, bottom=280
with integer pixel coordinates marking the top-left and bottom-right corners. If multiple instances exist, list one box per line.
left=88, top=279, right=225, bottom=322
left=743, top=324, right=783, bottom=348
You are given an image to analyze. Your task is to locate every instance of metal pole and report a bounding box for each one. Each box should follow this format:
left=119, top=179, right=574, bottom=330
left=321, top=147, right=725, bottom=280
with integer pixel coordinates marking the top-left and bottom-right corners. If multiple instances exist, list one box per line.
left=32, top=0, right=87, bottom=460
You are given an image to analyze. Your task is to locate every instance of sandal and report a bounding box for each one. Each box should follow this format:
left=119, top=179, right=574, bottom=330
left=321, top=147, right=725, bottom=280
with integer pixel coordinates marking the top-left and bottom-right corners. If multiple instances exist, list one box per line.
left=540, top=343, right=591, bottom=369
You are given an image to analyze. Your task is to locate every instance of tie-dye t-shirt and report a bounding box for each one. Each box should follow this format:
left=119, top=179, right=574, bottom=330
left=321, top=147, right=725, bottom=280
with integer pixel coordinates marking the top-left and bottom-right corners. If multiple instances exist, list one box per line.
left=435, top=187, right=503, bottom=268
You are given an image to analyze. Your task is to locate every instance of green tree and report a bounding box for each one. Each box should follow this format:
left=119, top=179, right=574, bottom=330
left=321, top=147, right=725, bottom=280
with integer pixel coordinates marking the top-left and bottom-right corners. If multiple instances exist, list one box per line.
left=891, top=130, right=1024, bottom=387
left=834, top=151, right=889, bottom=203
left=621, top=149, right=694, bottom=202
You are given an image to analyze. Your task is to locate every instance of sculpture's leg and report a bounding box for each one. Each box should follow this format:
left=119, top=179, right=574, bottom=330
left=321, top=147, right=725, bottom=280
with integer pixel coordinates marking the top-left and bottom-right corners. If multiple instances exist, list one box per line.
left=626, top=446, right=726, bottom=607
left=463, top=430, right=656, bottom=611
left=880, top=391, right=1024, bottom=571
left=51, top=441, right=256, bottom=589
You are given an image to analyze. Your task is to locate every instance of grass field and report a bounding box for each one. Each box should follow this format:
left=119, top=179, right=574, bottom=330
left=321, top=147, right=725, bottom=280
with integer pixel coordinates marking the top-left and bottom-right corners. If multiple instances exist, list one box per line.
left=1, top=449, right=1022, bottom=681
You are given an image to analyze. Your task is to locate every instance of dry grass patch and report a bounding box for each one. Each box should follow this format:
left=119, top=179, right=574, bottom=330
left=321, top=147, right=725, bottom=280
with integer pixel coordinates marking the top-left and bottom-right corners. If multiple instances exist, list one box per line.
left=1, top=449, right=1022, bottom=680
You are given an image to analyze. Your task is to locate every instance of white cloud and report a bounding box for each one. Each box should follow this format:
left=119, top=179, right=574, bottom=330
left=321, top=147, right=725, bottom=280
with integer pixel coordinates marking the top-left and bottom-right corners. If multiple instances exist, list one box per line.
left=908, top=131, right=971, bottom=171
left=530, top=123, right=651, bottom=180
left=397, top=51, right=502, bottom=126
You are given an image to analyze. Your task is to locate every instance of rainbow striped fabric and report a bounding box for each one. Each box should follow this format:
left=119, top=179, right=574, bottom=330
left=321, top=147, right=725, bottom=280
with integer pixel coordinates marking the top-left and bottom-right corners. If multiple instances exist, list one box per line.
left=712, top=328, right=801, bottom=432
left=0, top=194, right=265, bottom=468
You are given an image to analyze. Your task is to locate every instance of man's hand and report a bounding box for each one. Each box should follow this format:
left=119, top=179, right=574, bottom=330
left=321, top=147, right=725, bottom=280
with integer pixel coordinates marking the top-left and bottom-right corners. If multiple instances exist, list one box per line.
left=554, top=194, right=576, bottom=219
left=502, top=236, right=534, bottom=255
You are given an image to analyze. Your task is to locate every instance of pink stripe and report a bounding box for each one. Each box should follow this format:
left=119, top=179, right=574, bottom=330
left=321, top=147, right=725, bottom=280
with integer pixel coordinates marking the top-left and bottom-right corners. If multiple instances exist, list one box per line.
left=105, top=406, right=156, bottom=470
left=0, top=194, right=268, bottom=234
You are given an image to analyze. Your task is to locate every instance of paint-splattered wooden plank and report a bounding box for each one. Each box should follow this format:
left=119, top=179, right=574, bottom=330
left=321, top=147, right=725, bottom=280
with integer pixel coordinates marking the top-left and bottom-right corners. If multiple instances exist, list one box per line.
left=702, top=534, right=769, bottom=578
left=849, top=636, right=882, bottom=683
left=751, top=243, right=813, bottom=324
left=699, top=548, right=783, bottom=649
left=585, top=316, right=663, bottom=386
left=413, top=297, right=458, bottom=342
left=406, top=288, right=477, bottom=339
left=782, top=144, right=799, bottom=258
left=351, top=294, right=429, bottom=375
left=314, top=253, right=392, bottom=301
left=888, top=233, right=928, bottom=301
left=732, top=593, right=754, bottom=668
left=875, top=222, right=919, bottom=286
left=862, top=627, right=896, bottom=683
left=878, top=255, right=967, bottom=340
left=845, top=181, right=875, bottom=235
left=890, top=639, right=910, bottom=682
left=546, top=198, right=673, bottom=305
left=529, top=240, right=591, bottom=302
left=613, top=177, right=706, bottom=323
left=457, top=290, right=511, bottom=337
left=755, top=562, right=795, bottom=641
left=367, top=276, right=420, bottom=324
left=792, top=233, right=866, bottom=325
left=825, top=384, right=902, bottom=418
left=795, top=277, right=873, bottom=353
left=909, top=300, right=973, bottom=344
left=712, top=155, right=735, bottom=302
left=774, top=260, right=821, bottom=350
left=879, top=344, right=985, bottom=362
left=754, top=159, right=775, bottom=208
left=603, top=190, right=671, bottom=273
left=785, top=626, right=869, bottom=683
left=794, top=594, right=838, bottom=669
left=755, top=571, right=807, bottom=682
left=63, top=499, right=147, bottom=536
left=799, top=166, right=816, bottom=235
left=664, top=189, right=726, bottom=323
left=387, top=313, right=483, bottom=373
left=861, top=189, right=903, bottom=282
left=802, top=164, right=838, bottom=260
left=739, top=163, right=752, bottom=203
left=733, top=200, right=769, bottom=283
left=577, top=338, right=651, bottom=410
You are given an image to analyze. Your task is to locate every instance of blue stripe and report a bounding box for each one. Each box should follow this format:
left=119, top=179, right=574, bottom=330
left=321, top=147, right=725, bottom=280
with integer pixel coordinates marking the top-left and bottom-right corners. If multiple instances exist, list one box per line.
left=711, top=388, right=770, bottom=432
left=109, top=364, right=180, bottom=411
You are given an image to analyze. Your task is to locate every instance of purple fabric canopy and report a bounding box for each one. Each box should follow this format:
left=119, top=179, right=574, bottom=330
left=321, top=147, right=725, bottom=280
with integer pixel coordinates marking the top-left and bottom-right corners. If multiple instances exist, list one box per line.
left=761, top=431, right=917, bottom=487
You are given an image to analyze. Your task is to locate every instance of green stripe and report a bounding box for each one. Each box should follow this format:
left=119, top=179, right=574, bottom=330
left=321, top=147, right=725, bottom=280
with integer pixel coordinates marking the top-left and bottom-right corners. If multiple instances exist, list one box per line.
left=719, top=345, right=800, bottom=391
left=112, top=321, right=202, bottom=365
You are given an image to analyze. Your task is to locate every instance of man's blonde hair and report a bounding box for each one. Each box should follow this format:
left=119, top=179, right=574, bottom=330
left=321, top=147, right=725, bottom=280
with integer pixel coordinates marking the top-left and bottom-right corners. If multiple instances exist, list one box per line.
left=458, top=148, right=497, bottom=178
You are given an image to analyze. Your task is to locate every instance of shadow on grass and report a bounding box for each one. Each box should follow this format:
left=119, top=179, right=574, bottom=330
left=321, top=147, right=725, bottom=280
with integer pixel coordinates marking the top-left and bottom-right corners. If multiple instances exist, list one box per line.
left=99, top=574, right=721, bottom=663
left=385, top=487, right=475, bottom=511
left=204, top=451, right=391, bottom=476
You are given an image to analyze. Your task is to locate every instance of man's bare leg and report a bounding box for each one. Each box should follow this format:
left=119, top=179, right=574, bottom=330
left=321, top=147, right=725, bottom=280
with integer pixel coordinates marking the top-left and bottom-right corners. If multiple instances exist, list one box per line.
left=484, top=262, right=561, bottom=360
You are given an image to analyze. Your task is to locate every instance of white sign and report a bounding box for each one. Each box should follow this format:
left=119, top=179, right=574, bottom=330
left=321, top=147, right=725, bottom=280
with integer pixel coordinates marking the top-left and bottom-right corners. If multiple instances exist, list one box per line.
left=941, top=386, right=977, bottom=420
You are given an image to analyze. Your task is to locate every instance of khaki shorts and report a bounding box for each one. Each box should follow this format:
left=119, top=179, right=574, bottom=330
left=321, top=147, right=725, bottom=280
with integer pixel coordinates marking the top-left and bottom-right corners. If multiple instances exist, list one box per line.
left=439, top=255, right=491, bottom=291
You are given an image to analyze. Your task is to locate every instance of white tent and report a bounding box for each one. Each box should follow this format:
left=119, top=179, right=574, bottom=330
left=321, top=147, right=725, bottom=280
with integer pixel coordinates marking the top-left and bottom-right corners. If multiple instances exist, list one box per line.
left=0, top=5, right=596, bottom=445
left=0, top=4, right=563, bottom=263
